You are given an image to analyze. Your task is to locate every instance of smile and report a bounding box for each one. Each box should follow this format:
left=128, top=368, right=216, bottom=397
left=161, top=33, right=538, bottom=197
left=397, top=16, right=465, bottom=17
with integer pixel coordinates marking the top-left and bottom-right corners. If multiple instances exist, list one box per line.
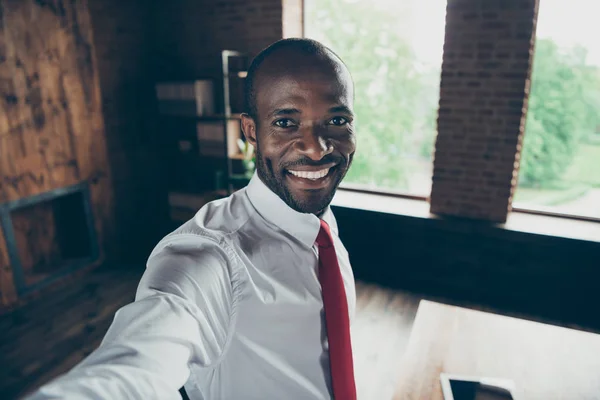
left=287, top=168, right=331, bottom=180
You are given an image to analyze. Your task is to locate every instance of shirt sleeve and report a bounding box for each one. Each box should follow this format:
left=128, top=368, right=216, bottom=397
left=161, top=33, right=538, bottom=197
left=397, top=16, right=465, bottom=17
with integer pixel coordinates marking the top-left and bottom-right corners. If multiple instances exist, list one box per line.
left=26, top=234, right=235, bottom=400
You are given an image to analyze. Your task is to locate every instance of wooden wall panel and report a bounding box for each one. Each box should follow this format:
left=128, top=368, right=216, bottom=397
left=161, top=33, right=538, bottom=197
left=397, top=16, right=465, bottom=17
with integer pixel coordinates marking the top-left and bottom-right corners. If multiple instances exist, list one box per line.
left=11, top=202, right=61, bottom=287
left=0, top=0, right=113, bottom=308
left=0, top=225, right=17, bottom=305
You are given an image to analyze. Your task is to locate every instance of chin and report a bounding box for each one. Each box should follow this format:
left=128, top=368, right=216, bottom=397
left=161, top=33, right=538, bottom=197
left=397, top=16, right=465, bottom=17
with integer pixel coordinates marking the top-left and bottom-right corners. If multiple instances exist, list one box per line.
left=291, top=194, right=332, bottom=214
left=283, top=165, right=348, bottom=214
left=285, top=181, right=339, bottom=215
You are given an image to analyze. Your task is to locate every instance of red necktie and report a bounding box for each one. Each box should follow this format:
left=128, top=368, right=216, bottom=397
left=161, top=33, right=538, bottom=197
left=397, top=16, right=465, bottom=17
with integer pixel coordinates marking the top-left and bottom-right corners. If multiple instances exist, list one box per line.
left=316, top=219, right=357, bottom=400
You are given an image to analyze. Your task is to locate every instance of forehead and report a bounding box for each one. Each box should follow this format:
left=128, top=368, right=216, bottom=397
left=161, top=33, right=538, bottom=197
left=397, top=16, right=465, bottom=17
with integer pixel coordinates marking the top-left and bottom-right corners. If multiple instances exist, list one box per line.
left=254, top=60, right=353, bottom=115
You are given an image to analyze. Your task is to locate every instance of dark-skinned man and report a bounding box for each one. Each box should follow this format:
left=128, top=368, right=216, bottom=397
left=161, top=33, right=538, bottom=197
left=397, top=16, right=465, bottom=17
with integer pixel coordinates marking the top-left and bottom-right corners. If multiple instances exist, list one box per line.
left=29, top=38, right=358, bottom=400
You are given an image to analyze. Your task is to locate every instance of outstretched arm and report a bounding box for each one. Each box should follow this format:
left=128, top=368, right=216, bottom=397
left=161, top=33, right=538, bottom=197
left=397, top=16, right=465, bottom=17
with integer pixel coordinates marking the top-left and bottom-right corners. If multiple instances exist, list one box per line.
left=27, top=235, right=235, bottom=400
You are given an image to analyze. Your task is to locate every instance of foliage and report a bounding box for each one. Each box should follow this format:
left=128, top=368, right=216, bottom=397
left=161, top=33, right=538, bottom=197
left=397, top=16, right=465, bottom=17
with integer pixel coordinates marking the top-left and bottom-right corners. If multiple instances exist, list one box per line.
left=519, top=39, right=600, bottom=187
left=562, top=144, right=600, bottom=188
left=237, top=139, right=255, bottom=176
left=305, top=0, right=440, bottom=191
left=306, top=0, right=600, bottom=193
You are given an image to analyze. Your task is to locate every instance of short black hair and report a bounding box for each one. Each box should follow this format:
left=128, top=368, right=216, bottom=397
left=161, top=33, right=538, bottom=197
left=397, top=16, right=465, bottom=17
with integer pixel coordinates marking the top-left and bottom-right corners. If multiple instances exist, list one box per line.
left=244, top=38, right=345, bottom=120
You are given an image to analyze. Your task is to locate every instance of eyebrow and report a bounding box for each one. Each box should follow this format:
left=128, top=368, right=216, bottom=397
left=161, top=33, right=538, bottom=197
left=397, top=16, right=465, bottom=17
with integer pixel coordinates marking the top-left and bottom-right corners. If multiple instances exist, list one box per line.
left=329, top=105, right=354, bottom=116
left=269, top=108, right=301, bottom=118
left=268, top=105, right=354, bottom=118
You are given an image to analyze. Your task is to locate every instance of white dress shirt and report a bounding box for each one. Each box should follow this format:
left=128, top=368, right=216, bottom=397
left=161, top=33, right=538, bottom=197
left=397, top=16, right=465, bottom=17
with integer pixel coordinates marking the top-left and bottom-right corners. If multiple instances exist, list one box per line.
left=28, top=173, right=356, bottom=400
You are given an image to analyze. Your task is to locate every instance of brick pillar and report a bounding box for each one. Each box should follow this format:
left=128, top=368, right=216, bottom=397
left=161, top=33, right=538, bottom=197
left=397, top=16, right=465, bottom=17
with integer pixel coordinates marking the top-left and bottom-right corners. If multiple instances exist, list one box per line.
left=430, top=0, right=539, bottom=222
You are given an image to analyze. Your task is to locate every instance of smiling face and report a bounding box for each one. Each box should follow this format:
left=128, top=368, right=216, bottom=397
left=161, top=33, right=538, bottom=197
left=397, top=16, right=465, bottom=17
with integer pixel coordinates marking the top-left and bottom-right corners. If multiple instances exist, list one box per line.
left=241, top=51, right=356, bottom=215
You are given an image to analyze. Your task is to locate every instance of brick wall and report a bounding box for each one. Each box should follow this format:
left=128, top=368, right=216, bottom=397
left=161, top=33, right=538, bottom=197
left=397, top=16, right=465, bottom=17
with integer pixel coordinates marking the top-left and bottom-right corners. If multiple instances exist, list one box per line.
left=430, top=0, right=540, bottom=222
left=155, top=0, right=287, bottom=81
left=88, top=0, right=169, bottom=262
left=88, top=0, right=288, bottom=260
left=84, top=0, right=296, bottom=262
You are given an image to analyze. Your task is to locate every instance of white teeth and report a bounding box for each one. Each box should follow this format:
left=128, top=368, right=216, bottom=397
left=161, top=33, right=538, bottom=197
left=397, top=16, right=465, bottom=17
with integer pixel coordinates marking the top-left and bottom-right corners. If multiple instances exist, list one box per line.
left=288, top=168, right=330, bottom=180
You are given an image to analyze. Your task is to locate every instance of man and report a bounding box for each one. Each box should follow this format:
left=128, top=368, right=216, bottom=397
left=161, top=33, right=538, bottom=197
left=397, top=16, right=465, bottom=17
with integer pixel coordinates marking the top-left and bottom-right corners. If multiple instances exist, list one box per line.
left=29, top=38, right=357, bottom=400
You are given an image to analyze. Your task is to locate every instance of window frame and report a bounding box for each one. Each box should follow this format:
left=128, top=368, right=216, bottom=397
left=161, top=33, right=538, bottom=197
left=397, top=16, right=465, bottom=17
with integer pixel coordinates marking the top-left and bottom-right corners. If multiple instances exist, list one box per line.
left=301, top=0, right=600, bottom=225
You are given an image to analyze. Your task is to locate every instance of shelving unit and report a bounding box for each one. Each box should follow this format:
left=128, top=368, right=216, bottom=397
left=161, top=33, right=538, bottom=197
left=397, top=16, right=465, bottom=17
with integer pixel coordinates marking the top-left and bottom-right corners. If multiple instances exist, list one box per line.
left=220, top=50, right=250, bottom=194
left=157, top=50, right=251, bottom=224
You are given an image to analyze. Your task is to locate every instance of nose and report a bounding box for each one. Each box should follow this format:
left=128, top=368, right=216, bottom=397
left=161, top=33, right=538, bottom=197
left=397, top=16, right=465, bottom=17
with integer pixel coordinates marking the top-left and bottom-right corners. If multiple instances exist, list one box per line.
left=295, top=125, right=333, bottom=161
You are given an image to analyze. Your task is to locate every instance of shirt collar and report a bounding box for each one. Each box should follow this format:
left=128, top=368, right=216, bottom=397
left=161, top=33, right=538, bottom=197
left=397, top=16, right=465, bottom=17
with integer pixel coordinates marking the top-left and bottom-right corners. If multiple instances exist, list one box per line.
left=246, top=172, right=337, bottom=248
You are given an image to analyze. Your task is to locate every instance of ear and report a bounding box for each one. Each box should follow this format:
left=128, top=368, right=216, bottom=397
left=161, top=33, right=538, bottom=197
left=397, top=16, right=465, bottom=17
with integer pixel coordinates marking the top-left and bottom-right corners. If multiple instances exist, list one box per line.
left=240, top=113, right=257, bottom=147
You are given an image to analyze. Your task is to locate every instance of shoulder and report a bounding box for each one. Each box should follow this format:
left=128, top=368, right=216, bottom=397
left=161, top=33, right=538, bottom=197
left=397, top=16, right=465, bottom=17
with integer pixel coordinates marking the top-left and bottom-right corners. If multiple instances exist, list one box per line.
left=174, top=188, right=256, bottom=239
left=138, top=228, right=245, bottom=308
left=146, top=232, right=231, bottom=273
left=140, top=188, right=258, bottom=301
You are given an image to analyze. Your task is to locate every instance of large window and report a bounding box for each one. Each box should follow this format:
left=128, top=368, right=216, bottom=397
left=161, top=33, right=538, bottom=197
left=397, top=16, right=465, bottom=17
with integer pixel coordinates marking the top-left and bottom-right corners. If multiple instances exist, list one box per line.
left=514, top=0, right=600, bottom=219
left=305, top=0, right=447, bottom=197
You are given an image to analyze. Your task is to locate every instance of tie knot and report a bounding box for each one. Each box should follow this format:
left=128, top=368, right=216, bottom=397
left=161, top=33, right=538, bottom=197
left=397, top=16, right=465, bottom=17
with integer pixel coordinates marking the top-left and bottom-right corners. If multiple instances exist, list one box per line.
left=316, top=219, right=334, bottom=248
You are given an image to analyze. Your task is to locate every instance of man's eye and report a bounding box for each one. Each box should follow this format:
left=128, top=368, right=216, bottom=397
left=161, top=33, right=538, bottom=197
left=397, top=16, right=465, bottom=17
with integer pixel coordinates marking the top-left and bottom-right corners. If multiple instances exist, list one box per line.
left=274, top=119, right=296, bottom=128
left=328, top=116, right=348, bottom=126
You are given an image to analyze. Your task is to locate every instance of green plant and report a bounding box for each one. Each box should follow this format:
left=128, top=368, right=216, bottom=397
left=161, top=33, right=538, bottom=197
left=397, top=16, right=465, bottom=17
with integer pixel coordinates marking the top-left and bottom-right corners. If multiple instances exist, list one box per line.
left=237, top=139, right=255, bottom=176
left=305, top=0, right=441, bottom=191
left=520, top=39, right=600, bottom=188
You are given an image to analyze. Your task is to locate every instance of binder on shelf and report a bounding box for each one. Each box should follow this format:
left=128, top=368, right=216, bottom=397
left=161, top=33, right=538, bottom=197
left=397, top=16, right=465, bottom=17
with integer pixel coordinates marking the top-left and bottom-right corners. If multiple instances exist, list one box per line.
left=196, top=119, right=242, bottom=158
left=155, top=80, right=215, bottom=116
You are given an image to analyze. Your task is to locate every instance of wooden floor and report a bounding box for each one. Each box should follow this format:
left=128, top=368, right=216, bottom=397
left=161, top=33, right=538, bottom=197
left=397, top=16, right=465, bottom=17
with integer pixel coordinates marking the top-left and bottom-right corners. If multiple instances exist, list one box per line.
left=5, top=266, right=598, bottom=400
left=0, top=267, right=142, bottom=399
left=352, top=282, right=421, bottom=400
left=0, top=267, right=426, bottom=399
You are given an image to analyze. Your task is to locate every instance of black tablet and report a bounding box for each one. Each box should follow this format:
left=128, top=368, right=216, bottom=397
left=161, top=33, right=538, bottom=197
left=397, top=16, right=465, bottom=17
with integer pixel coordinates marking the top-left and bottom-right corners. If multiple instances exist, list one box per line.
left=440, top=373, right=516, bottom=400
